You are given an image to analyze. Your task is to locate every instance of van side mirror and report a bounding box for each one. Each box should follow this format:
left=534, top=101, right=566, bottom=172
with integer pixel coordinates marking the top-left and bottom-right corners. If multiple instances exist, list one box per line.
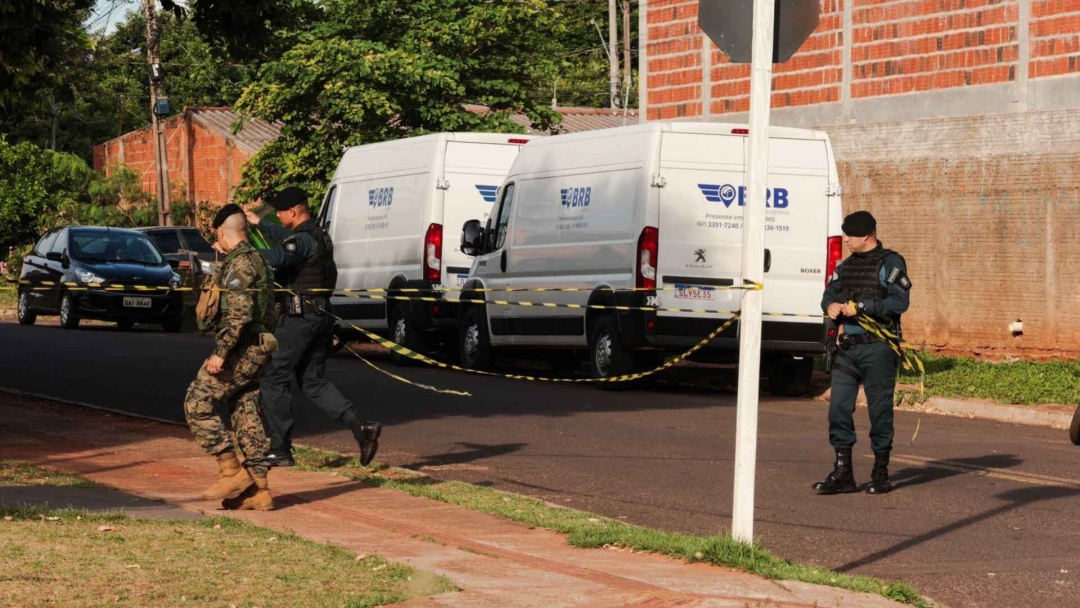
left=46, top=252, right=63, bottom=262
left=461, top=220, right=484, bottom=256
left=168, top=258, right=181, bottom=270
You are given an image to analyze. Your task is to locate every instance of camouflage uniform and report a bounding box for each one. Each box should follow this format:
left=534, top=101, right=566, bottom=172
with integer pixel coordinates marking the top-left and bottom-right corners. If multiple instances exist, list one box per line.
left=183, top=240, right=277, bottom=475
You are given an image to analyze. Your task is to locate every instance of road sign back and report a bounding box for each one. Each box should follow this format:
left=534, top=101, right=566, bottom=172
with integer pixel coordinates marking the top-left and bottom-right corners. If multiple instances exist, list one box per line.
left=698, top=0, right=820, bottom=64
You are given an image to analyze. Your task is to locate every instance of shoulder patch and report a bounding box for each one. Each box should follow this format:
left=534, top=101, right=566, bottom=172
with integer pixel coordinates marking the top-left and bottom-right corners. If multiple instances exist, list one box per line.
left=284, top=240, right=298, bottom=253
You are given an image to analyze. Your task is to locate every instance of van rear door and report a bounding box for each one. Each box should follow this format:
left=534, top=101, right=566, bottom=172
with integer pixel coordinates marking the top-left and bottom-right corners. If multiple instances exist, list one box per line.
left=442, top=140, right=527, bottom=292
left=656, top=131, right=829, bottom=330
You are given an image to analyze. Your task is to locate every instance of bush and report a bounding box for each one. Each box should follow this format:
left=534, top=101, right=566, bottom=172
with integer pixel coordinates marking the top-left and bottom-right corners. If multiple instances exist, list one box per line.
left=0, top=138, right=93, bottom=251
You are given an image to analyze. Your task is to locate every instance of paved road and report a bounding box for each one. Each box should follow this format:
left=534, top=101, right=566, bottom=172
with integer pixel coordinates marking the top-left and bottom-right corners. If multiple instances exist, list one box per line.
left=1, top=320, right=1078, bottom=608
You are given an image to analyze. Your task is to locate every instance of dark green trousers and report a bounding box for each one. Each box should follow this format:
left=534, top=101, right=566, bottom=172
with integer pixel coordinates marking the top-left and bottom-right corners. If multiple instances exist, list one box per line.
left=829, top=340, right=898, bottom=453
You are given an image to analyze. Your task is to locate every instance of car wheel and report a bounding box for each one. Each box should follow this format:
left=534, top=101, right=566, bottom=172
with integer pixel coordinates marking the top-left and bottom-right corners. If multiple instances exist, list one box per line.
left=589, top=315, right=636, bottom=387
left=1070, top=404, right=1080, bottom=446
left=16, top=291, right=36, bottom=326
left=769, top=357, right=815, bottom=397
left=117, top=320, right=135, bottom=331
left=162, top=316, right=183, bottom=333
left=59, top=293, right=80, bottom=329
left=459, top=307, right=493, bottom=371
left=390, top=306, right=423, bottom=366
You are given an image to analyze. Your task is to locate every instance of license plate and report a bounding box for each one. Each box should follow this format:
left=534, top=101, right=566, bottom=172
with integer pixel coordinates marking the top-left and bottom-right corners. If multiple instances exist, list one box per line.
left=456, top=274, right=468, bottom=288
left=123, top=297, right=152, bottom=309
left=673, top=285, right=716, bottom=301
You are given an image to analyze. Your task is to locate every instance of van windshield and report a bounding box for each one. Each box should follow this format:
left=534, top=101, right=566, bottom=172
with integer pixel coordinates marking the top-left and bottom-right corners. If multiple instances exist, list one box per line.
left=70, top=230, right=165, bottom=266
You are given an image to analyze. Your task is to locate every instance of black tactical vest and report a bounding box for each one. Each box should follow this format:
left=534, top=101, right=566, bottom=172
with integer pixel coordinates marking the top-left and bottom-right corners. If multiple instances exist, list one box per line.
left=281, top=221, right=339, bottom=293
left=837, top=243, right=905, bottom=323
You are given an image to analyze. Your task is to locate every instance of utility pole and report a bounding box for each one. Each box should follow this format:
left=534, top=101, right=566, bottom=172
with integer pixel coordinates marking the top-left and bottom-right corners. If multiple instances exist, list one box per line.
left=609, top=0, right=619, bottom=109
left=730, top=0, right=777, bottom=544
left=143, top=0, right=171, bottom=226
left=50, top=93, right=58, bottom=151
left=622, top=0, right=633, bottom=117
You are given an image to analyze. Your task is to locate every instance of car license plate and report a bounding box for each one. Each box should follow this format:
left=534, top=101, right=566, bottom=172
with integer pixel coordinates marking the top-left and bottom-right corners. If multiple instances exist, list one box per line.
left=673, top=285, right=716, bottom=301
left=123, top=297, right=152, bottom=309
left=456, top=274, right=468, bottom=288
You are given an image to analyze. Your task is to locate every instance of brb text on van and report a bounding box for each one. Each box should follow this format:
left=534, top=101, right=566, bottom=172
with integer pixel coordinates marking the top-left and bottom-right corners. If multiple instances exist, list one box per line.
left=698, top=184, right=790, bottom=209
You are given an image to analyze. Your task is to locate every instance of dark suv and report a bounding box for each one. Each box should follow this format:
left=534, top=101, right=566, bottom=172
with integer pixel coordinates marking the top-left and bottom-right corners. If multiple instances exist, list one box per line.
left=17, top=226, right=185, bottom=331
left=137, top=226, right=218, bottom=267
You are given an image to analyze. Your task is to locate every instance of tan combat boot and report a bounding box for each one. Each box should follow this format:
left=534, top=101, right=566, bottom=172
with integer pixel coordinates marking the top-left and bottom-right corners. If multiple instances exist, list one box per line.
left=221, top=469, right=273, bottom=511
left=201, top=451, right=254, bottom=500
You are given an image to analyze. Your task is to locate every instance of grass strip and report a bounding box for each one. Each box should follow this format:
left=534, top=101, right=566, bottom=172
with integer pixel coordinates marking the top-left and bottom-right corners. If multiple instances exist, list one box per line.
left=0, top=459, right=99, bottom=488
left=899, top=352, right=1080, bottom=405
left=293, top=446, right=929, bottom=607
left=0, top=505, right=455, bottom=607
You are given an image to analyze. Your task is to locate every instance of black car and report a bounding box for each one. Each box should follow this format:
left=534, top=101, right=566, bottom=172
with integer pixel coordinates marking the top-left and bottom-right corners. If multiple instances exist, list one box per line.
left=137, top=226, right=219, bottom=268
left=17, top=226, right=186, bottom=331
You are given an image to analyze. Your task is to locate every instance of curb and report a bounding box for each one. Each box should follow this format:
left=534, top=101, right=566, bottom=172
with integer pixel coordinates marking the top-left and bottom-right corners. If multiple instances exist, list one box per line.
left=817, top=386, right=1075, bottom=430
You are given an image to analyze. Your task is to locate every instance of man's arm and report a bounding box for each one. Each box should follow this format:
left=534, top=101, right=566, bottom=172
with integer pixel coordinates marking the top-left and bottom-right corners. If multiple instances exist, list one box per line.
left=258, top=233, right=310, bottom=271
left=251, top=217, right=293, bottom=241
left=862, top=254, right=911, bottom=318
left=821, top=265, right=844, bottom=313
left=213, top=259, right=257, bottom=359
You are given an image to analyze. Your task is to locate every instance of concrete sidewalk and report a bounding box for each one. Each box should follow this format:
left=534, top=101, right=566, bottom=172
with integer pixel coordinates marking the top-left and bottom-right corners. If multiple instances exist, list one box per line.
left=0, top=395, right=904, bottom=608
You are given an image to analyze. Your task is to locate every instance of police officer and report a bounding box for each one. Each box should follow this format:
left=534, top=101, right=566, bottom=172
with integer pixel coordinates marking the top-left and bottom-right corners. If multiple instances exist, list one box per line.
left=815, top=210, right=911, bottom=495
left=184, top=204, right=278, bottom=511
left=246, top=187, right=381, bottom=467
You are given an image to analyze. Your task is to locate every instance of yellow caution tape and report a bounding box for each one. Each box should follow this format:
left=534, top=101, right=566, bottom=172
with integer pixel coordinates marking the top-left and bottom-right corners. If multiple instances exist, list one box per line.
left=324, top=304, right=742, bottom=384
left=342, top=344, right=472, bottom=397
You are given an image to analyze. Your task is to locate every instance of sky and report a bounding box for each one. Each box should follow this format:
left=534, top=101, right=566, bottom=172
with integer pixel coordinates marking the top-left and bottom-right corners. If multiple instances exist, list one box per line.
left=86, top=0, right=190, bottom=35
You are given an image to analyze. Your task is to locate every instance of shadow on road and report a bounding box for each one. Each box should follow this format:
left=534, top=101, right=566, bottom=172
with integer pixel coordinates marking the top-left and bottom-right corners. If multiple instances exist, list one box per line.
left=838, top=455, right=1078, bottom=573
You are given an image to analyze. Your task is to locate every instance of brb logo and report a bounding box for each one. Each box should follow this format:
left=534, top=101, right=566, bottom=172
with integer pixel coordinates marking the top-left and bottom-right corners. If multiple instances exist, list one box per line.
left=475, top=185, right=499, bottom=203
left=368, top=186, right=394, bottom=208
left=560, top=186, right=592, bottom=209
left=697, top=184, right=789, bottom=209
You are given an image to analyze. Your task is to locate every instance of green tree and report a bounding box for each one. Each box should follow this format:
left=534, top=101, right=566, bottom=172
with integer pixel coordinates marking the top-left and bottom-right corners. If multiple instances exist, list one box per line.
left=159, top=0, right=320, bottom=62
left=234, top=0, right=563, bottom=204
left=0, top=138, right=93, bottom=251
left=0, top=0, right=95, bottom=109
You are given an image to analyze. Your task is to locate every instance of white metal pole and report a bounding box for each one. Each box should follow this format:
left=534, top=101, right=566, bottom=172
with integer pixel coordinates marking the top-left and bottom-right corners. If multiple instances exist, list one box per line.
left=731, top=0, right=776, bottom=544
left=609, top=0, right=620, bottom=109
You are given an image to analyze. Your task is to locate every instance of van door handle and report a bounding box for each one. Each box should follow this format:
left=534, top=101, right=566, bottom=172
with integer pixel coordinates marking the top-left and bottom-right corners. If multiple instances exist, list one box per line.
left=764, top=249, right=772, bottom=273
left=501, top=250, right=507, bottom=273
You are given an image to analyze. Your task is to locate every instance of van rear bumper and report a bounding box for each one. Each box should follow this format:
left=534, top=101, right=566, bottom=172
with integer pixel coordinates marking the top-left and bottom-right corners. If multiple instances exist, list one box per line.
left=634, top=316, right=825, bottom=356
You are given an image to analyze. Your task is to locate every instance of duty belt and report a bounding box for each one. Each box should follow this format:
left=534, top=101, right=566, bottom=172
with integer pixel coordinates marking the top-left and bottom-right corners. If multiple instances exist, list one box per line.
left=839, top=333, right=878, bottom=349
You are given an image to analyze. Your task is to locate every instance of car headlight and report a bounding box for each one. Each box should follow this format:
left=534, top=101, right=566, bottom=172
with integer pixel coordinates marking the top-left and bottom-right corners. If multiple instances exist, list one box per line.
left=78, top=271, right=106, bottom=284
left=169, top=272, right=183, bottom=288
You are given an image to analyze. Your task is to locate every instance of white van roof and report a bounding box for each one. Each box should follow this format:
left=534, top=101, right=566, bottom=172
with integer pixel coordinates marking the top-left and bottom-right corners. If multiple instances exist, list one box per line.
left=517, top=121, right=828, bottom=148
left=333, top=132, right=533, bottom=181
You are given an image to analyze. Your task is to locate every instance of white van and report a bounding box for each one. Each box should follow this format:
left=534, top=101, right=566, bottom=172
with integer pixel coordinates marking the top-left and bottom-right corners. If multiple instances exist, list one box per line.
left=456, top=122, right=843, bottom=394
left=317, top=133, right=533, bottom=360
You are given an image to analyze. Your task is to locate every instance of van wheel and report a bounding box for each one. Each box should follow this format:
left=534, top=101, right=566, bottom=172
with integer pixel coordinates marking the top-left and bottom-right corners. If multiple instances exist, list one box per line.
left=17, top=291, right=36, bottom=326
left=59, top=293, right=80, bottom=329
left=769, top=357, right=814, bottom=397
left=459, top=307, right=493, bottom=371
left=390, top=307, right=422, bottom=366
left=589, top=316, right=637, bottom=386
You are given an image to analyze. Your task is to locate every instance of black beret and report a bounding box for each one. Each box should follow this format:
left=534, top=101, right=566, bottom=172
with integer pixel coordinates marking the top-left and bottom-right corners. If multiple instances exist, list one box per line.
left=212, top=203, right=244, bottom=229
left=842, top=210, right=876, bottom=237
left=269, top=186, right=309, bottom=211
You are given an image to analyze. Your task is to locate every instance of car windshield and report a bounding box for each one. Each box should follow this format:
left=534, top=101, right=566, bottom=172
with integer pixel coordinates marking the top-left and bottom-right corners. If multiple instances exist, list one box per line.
left=182, top=229, right=215, bottom=254
left=70, top=230, right=165, bottom=266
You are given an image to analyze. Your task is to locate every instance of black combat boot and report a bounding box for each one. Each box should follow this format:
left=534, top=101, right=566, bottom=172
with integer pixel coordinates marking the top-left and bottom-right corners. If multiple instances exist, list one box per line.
left=812, top=447, right=858, bottom=495
left=350, top=420, right=382, bottom=466
left=265, top=448, right=295, bottom=468
left=866, top=451, right=893, bottom=494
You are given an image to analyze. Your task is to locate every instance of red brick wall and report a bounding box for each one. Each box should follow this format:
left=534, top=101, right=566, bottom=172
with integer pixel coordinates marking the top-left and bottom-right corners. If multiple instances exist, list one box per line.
left=1031, top=0, right=1080, bottom=77
left=92, top=114, right=251, bottom=223
left=645, top=0, right=1080, bottom=118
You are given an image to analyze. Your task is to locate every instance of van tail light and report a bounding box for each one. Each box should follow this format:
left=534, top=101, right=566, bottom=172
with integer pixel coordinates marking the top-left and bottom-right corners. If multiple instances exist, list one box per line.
left=637, top=227, right=659, bottom=290
left=508, top=138, right=530, bottom=144
left=826, top=236, right=843, bottom=285
left=424, top=223, right=443, bottom=283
